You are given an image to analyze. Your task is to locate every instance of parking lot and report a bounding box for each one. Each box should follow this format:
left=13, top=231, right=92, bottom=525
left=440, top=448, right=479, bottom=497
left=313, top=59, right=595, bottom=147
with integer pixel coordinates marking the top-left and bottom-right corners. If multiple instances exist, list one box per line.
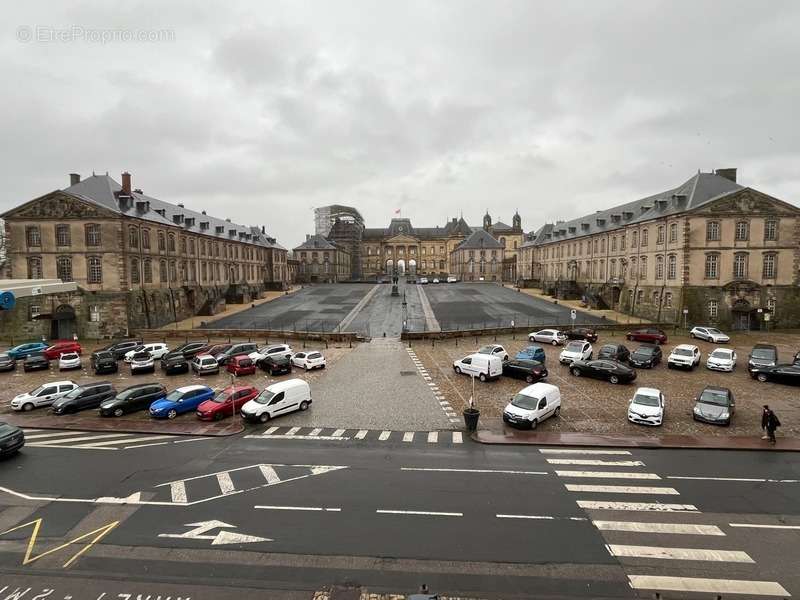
left=411, top=329, right=800, bottom=438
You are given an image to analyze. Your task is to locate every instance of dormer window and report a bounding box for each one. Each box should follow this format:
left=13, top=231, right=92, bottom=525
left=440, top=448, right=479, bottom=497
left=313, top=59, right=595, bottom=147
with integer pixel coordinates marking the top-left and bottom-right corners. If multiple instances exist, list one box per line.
left=200, top=221, right=209, bottom=230
left=611, top=214, right=621, bottom=223
left=173, top=214, right=184, bottom=224
left=622, top=211, right=633, bottom=220
left=581, top=223, right=590, bottom=231
left=216, top=226, right=224, bottom=234
left=596, top=218, right=606, bottom=226
left=568, top=226, right=576, bottom=233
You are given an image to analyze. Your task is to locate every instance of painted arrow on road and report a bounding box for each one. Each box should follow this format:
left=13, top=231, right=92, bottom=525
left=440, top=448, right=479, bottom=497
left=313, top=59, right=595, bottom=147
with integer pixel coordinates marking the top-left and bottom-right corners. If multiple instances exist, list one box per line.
left=159, top=520, right=271, bottom=545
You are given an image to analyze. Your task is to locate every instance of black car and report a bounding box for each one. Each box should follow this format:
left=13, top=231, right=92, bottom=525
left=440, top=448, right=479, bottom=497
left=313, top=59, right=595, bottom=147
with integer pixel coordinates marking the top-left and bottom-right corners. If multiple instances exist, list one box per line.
left=99, top=383, right=167, bottom=417
left=215, top=342, right=258, bottom=366
left=51, top=382, right=116, bottom=415
left=23, top=352, right=50, bottom=372
left=748, top=344, right=778, bottom=372
left=597, top=343, right=630, bottom=362
left=0, top=353, right=16, bottom=372
left=0, top=422, right=24, bottom=457
left=165, top=341, right=210, bottom=360
left=91, top=350, right=118, bottom=375
left=794, top=351, right=800, bottom=365
left=693, top=386, right=735, bottom=426
left=257, top=354, right=292, bottom=376
left=569, top=359, right=637, bottom=384
left=751, top=363, right=800, bottom=385
left=502, top=359, right=548, bottom=383
left=161, top=353, right=190, bottom=374
left=564, top=327, right=598, bottom=343
left=628, top=344, right=662, bottom=369
left=98, top=339, right=143, bottom=361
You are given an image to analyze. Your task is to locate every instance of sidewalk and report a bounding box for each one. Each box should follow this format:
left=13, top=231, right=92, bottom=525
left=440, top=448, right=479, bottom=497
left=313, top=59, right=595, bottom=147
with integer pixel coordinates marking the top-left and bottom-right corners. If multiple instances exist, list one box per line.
left=5, top=412, right=244, bottom=436
left=515, top=286, right=652, bottom=324
left=473, top=417, right=800, bottom=451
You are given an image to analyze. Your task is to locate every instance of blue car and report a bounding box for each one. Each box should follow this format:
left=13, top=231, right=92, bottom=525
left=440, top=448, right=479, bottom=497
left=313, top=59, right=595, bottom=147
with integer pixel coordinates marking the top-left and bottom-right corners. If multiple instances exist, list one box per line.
left=515, top=345, right=546, bottom=363
left=149, top=384, right=214, bottom=419
left=7, top=342, right=49, bottom=360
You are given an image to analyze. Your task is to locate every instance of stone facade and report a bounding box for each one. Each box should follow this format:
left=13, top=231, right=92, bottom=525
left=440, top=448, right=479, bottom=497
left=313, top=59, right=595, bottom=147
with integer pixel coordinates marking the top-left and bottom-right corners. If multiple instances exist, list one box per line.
left=293, top=235, right=352, bottom=283
left=449, top=228, right=505, bottom=281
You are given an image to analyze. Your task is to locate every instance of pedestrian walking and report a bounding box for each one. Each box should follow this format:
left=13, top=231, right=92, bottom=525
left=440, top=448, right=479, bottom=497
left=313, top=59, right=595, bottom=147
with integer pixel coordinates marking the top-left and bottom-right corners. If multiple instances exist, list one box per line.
left=766, top=409, right=781, bottom=445
left=761, top=405, right=770, bottom=440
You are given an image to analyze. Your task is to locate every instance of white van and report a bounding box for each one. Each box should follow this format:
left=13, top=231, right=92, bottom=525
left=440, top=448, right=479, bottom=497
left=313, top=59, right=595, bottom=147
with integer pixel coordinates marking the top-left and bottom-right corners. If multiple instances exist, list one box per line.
left=240, top=379, right=312, bottom=423
left=502, top=382, right=561, bottom=429
left=452, top=353, right=502, bottom=382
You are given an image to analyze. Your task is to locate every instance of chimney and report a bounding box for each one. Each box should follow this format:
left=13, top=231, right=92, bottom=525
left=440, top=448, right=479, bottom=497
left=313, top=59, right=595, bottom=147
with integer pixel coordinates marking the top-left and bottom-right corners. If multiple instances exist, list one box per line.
left=69, top=173, right=80, bottom=186
left=714, top=168, right=737, bottom=183
left=177, top=203, right=185, bottom=208
left=121, top=172, right=132, bottom=195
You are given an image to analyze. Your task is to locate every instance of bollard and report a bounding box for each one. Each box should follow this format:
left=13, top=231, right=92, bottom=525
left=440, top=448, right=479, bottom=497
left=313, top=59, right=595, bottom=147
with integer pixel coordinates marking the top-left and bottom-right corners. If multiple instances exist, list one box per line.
left=432, top=338, right=435, bottom=348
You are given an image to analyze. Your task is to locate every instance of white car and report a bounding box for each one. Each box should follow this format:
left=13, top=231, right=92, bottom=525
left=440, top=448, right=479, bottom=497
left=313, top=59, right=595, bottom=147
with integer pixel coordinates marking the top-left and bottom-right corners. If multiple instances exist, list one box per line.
left=240, top=379, right=312, bottom=423
left=250, top=344, right=294, bottom=362
left=453, top=353, right=503, bottom=382
left=419, top=277, right=429, bottom=284
left=11, top=381, right=78, bottom=411
left=502, top=382, right=561, bottom=430
left=291, top=351, right=326, bottom=371
left=690, top=326, right=731, bottom=343
left=477, top=344, right=509, bottom=361
left=667, top=344, right=701, bottom=370
left=58, top=352, right=82, bottom=371
left=559, top=341, right=593, bottom=365
left=628, top=387, right=665, bottom=426
left=432, top=278, right=440, bottom=284
left=706, top=348, right=737, bottom=372
left=123, top=343, right=169, bottom=363
left=446, top=276, right=457, bottom=283
left=130, top=351, right=155, bottom=373
left=529, top=329, right=566, bottom=346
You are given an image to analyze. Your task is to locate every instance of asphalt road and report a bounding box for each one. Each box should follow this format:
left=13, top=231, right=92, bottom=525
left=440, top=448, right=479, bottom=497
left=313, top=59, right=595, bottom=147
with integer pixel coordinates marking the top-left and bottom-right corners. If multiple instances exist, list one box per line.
left=1, top=436, right=799, bottom=600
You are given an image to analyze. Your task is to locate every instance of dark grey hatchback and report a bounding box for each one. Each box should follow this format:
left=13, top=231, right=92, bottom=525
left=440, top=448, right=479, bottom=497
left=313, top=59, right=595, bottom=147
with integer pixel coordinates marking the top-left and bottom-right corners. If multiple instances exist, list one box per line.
left=0, top=352, right=16, bottom=372
left=0, top=422, right=25, bottom=457
left=693, top=386, right=735, bottom=426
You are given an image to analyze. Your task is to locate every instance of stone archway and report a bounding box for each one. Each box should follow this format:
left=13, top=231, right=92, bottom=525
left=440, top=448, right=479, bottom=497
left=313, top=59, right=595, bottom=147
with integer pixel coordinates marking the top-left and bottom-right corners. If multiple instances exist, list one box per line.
left=386, top=259, right=394, bottom=274
left=408, top=259, right=417, bottom=276
left=397, top=259, right=406, bottom=276
left=51, top=304, right=76, bottom=340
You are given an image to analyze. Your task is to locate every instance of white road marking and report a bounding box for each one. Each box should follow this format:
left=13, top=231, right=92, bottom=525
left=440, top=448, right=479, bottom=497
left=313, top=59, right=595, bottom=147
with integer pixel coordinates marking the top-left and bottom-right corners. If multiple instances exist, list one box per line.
left=123, top=442, right=171, bottom=449
left=376, top=509, right=462, bottom=517
left=28, top=433, right=135, bottom=445
left=565, top=484, right=679, bottom=495
left=20, top=429, right=45, bottom=433
left=427, top=431, right=438, bottom=443
left=608, top=544, right=753, bottom=562
left=265, top=426, right=278, bottom=434
left=452, top=432, right=463, bottom=444
left=547, top=459, right=645, bottom=467
left=309, top=428, right=322, bottom=436
left=556, top=471, right=661, bottom=479
left=286, top=427, right=300, bottom=436
left=355, top=430, right=368, bottom=439
left=669, top=476, right=800, bottom=483
left=540, top=449, right=632, bottom=455
left=628, top=576, right=789, bottom=596
left=403, top=432, right=415, bottom=442
left=593, top=521, right=724, bottom=536
left=170, top=481, right=187, bottom=503
left=379, top=431, right=391, bottom=441
left=217, top=472, right=235, bottom=495
left=81, top=435, right=172, bottom=447
left=259, top=465, right=281, bottom=484
left=246, top=434, right=350, bottom=441
left=401, top=467, right=548, bottom=475
left=332, top=429, right=346, bottom=437
left=255, top=505, right=341, bottom=512
left=497, top=514, right=588, bottom=521
left=24, top=431, right=85, bottom=440
left=729, top=523, right=800, bottom=530
left=577, top=501, right=698, bottom=512
left=173, top=437, right=212, bottom=444
left=26, top=443, right=116, bottom=451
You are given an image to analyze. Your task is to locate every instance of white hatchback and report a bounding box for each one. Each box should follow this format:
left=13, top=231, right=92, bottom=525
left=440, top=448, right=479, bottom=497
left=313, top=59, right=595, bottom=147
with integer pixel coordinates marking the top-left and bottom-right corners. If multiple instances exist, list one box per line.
left=559, top=341, right=593, bottom=365
left=477, top=344, right=509, bottom=362
left=706, top=348, right=737, bottom=372
left=291, top=351, right=326, bottom=371
left=529, top=329, right=566, bottom=346
left=58, top=352, right=82, bottom=371
left=11, top=381, right=78, bottom=411
left=628, top=387, right=665, bottom=426
left=123, top=343, right=169, bottom=362
left=667, top=344, right=701, bottom=370
left=502, top=382, right=561, bottom=430
left=690, top=326, right=730, bottom=343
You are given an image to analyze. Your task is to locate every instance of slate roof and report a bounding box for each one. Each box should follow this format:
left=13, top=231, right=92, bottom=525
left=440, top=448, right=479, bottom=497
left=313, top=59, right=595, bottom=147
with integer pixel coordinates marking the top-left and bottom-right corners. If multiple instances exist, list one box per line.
left=454, top=228, right=504, bottom=251
left=362, top=216, right=474, bottom=240
left=294, top=234, right=341, bottom=251
left=56, top=174, right=285, bottom=250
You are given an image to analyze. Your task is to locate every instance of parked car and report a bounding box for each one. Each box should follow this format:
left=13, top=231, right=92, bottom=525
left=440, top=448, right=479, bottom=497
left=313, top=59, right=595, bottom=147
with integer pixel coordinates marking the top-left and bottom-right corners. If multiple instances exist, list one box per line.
left=627, top=387, right=665, bottom=427
left=452, top=353, right=503, bottom=382
left=706, top=348, right=737, bottom=372
left=257, top=354, right=292, bottom=376
left=748, top=344, right=778, bottom=373
left=123, top=343, right=169, bottom=362
left=43, top=341, right=83, bottom=360
left=240, top=379, right=312, bottom=423
left=515, top=345, right=546, bottom=363
left=227, top=355, right=257, bottom=376
left=99, top=383, right=167, bottom=417
left=477, top=344, right=510, bottom=362
left=502, top=359, right=548, bottom=384
left=750, top=363, right=800, bottom=385
left=667, top=344, right=701, bottom=370
left=628, top=344, right=662, bottom=369
left=528, top=329, right=566, bottom=346
left=196, top=385, right=259, bottom=421
left=597, top=343, right=630, bottom=362
left=58, top=352, right=82, bottom=371
left=693, top=386, right=735, bottom=426
left=569, top=359, right=637, bottom=384
left=432, top=278, right=440, bottom=284
left=51, top=381, right=116, bottom=415
left=291, top=351, right=326, bottom=371
left=564, top=327, right=598, bottom=343
left=446, top=276, right=458, bottom=283
left=419, top=277, right=429, bottom=284
left=96, top=339, right=142, bottom=360
left=7, top=342, right=48, bottom=360
left=160, top=353, right=189, bottom=375
left=149, top=385, right=215, bottom=419
left=626, top=328, right=668, bottom=345
left=0, top=353, right=16, bottom=372
left=130, top=351, right=156, bottom=374
left=502, top=382, right=561, bottom=430
left=164, top=341, right=210, bottom=360
left=191, top=354, right=220, bottom=375
left=559, top=341, right=592, bottom=365
left=0, top=423, right=25, bottom=458
left=250, top=344, right=293, bottom=362
left=794, top=351, right=800, bottom=365
left=91, top=350, right=118, bottom=375
left=215, top=342, right=258, bottom=366
left=23, top=352, right=50, bottom=372
left=690, top=326, right=730, bottom=343
left=11, top=381, right=77, bottom=411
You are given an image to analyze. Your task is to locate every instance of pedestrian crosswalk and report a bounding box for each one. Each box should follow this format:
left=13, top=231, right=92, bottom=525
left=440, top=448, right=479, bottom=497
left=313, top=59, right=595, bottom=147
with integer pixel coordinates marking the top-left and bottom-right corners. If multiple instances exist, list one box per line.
left=244, top=426, right=464, bottom=445
left=21, top=428, right=209, bottom=451
left=546, top=447, right=791, bottom=597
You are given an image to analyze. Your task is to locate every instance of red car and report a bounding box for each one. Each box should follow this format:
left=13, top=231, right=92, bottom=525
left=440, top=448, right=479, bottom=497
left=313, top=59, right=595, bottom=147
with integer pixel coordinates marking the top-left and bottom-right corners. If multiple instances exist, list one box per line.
left=196, top=385, right=259, bottom=421
left=226, top=355, right=256, bottom=376
left=626, top=328, right=668, bottom=345
left=43, top=340, right=83, bottom=360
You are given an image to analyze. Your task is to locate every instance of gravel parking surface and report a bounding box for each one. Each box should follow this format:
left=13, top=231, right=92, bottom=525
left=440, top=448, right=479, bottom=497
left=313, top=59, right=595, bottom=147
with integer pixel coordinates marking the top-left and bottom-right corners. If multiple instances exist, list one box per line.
left=411, top=330, right=800, bottom=437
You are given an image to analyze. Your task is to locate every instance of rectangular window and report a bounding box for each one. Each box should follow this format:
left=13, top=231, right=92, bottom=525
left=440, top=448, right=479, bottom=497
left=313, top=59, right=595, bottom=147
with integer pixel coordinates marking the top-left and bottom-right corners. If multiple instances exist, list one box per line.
left=706, top=221, right=720, bottom=241
left=669, top=223, right=678, bottom=242
left=640, top=229, right=648, bottom=246
left=26, top=226, right=41, bottom=247
left=763, top=254, right=776, bottom=279
left=29, top=304, right=41, bottom=320
left=656, top=226, right=664, bottom=245
left=708, top=300, right=718, bottom=318
left=129, top=227, right=138, bottom=248
left=733, top=254, right=748, bottom=279
left=764, top=220, right=778, bottom=241
left=705, top=254, right=719, bottom=279
left=89, top=305, right=101, bottom=322
left=735, top=221, right=749, bottom=241
left=664, top=292, right=673, bottom=308
left=87, top=257, right=103, bottom=284
left=667, top=255, right=677, bottom=280
left=142, top=229, right=150, bottom=249
left=55, top=225, right=71, bottom=247
left=86, top=224, right=101, bottom=247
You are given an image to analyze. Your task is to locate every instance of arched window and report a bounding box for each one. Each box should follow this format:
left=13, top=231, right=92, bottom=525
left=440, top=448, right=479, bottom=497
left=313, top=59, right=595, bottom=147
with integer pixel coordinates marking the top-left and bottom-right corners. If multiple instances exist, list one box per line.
left=639, top=256, right=647, bottom=279
left=129, top=226, right=138, bottom=248
left=55, top=224, right=71, bottom=247
left=611, top=236, right=617, bottom=251
left=158, top=231, right=166, bottom=251
left=142, top=229, right=151, bottom=249
left=655, top=255, right=664, bottom=280
left=500, top=237, right=506, bottom=247
left=159, top=260, right=167, bottom=282
left=652, top=290, right=660, bottom=304
left=656, top=226, right=665, bottom=244
left=735, top=221, right=749, bottom=241
left=664, top=292, right=673, bottom=308
left=641, top=229, right=648, bottom=246
left=601, top=238, right=606, bottom=252
left=27, top=256, right=43, bottom=279
left=705, top=253, right=719, bottom=279
left=667, top=254, right=677, bottom=280
left=143, top=259, right=153, bottom=283
left=87, top=256, right=103, bottom=283
left=168, top=233, right=176, bottom=252
left=669, top=223, right=678, bottom=242
left=56, top=256, right=73, bottom=282
left=733, top=253, right=748, bottom=278
left=631, top=231, right=638, bottom=247
left=130, top=258, right=140, bottom=284
left=169, top=260, right=177, bottom=281
left=610, top=259, right=617, bottom=277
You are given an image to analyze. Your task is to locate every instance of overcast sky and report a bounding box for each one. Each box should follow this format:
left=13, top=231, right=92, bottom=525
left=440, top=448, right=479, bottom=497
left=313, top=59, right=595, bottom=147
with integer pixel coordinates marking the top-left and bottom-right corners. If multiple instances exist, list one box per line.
left=3, top=1, right=799, bottom=250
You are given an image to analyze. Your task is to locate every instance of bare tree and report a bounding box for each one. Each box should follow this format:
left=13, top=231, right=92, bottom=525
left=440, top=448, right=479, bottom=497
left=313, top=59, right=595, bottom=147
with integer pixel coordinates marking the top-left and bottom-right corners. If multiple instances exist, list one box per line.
left=0, top=219, right=8, bottom=277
